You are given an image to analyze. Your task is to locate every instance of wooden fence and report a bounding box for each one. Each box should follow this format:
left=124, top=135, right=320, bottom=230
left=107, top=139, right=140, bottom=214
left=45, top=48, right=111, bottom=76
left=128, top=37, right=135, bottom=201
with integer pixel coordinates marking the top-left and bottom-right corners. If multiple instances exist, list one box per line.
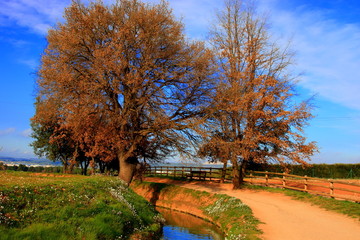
left=145, top=166, right=360, bottom=202
left=248, top=171, right=360, bottom=202
left=145, top=165, right=231, bottom=183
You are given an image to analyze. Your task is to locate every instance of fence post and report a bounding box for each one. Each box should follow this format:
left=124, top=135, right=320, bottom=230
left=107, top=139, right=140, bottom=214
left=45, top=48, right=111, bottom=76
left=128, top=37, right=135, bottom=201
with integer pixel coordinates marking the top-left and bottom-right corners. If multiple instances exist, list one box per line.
left=220, top=168, right=225, bottom=183
left=329, top=180, right=334, bottom=197
left=282, top=173, right=286, bottom=188
left=304, top=175, right=308, bottom=191
left=250, top=172, right=253, bottom=184
left=265, top=171, right=269, bottom=186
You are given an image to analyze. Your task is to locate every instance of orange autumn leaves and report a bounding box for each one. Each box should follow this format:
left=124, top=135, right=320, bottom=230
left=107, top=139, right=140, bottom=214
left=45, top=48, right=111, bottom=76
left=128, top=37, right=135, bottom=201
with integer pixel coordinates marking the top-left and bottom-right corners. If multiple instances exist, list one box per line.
left=32, top=0, right=317, bottom=186
left=199, top=0, right=317, bottom=188
left=33, top=0, right=215, bottom=182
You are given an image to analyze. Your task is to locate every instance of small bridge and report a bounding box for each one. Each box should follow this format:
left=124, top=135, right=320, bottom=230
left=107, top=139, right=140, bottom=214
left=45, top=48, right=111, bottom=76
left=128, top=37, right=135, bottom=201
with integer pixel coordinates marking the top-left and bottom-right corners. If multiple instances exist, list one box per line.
left=145, top=165, right=360, bottom=202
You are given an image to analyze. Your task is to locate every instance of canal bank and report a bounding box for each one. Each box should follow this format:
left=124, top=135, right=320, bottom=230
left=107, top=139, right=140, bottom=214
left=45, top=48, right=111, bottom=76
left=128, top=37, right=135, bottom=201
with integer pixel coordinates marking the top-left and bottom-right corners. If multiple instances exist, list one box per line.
left=157, top=207, right=224, bottom=240
left=130, top=181, right=261, bottom=240
left=140, top=177, right=360, bottom=240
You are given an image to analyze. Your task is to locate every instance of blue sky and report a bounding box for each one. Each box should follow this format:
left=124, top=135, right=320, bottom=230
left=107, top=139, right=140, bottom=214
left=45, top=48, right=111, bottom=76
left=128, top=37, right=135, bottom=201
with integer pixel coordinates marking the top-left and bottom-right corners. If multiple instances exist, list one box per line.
left=0, top=0, right=359, bottom=164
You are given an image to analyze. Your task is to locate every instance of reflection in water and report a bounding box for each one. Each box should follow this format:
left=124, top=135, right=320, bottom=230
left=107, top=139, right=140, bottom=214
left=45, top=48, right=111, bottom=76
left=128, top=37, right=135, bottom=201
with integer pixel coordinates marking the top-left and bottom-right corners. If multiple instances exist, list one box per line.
left=157, top=207, right=224, bottom=240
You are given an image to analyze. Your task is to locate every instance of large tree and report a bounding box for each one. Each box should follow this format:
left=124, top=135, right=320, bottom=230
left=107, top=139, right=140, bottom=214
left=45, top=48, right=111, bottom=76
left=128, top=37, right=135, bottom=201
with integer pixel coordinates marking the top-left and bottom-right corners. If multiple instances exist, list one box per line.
left=34, top=0, right=214, bottom=184
left=202, top=0, right=317, bottom=189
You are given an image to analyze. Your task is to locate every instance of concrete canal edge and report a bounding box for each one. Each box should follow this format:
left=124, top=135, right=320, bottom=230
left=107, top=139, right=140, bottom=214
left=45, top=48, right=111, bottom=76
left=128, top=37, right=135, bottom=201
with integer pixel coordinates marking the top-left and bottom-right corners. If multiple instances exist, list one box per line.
left=130, top=181, right=262, bottom=240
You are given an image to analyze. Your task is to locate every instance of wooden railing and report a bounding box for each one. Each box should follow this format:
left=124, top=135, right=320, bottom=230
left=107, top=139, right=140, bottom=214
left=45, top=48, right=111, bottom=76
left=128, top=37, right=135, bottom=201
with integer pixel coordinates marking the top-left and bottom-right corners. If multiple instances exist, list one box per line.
left=248, top=171, right=360, bottom=202
left=145, top=166, right=360, bottom=202
left=145, top=165, right=232, bottom=183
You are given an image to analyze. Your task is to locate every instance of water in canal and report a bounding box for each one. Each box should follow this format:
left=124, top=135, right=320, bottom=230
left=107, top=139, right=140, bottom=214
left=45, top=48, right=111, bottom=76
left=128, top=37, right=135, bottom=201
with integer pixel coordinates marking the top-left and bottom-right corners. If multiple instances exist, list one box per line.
left=157, top=207, right=224, bottom=240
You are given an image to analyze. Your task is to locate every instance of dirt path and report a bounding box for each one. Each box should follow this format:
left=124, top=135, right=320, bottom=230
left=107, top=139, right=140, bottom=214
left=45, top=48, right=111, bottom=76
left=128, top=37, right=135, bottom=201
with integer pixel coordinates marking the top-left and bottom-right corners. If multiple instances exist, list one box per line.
left=145, top=177, right=360, bottom=240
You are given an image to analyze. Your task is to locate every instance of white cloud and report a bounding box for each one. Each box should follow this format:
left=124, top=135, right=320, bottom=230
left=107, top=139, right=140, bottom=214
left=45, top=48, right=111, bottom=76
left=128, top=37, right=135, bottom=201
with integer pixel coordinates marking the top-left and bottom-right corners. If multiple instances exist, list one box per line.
left=260, top=0, right=360, bottom=111
left=21, top=128, right=32, bottom=137
left=157, top=0, right=360, bottom=111
left=0, top=147, right=35, bottom=158
left=18, top=58, right=39, bottom=69
left=143, top=0, right=222, bottom=40
left=1, top=0, right=219, bottom=38
left=0, top=36, right=30, bottom=47
left=0, top=128, right=33, bottom=137
left=0, top=128, right=16, bottom=136
left=0, top=0, right=70, bottom=35
left=2, top=0, right=359, bottom=111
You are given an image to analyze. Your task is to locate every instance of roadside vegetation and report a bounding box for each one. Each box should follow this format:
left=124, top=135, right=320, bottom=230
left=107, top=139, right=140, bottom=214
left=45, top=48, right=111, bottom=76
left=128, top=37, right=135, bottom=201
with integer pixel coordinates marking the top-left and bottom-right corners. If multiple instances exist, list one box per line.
left=247, top=163, right=360, bottom=179
left=0, top=171, right=163, bottom=240
left=0, top=162, right=118, bottom=176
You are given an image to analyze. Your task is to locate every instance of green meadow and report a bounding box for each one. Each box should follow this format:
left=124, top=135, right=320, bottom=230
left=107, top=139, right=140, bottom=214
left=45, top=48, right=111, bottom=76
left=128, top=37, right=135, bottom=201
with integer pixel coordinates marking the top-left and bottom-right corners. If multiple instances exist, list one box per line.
left=0, top=171, right=163, bottom=240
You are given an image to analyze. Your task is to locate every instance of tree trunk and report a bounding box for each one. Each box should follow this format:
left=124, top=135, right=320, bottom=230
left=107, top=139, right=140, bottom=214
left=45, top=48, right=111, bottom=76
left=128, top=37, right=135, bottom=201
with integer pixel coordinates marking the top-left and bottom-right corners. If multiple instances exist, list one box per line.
left=232, top=158, right=248, bottom=189
left=118, top=154, right=139, bottom=185
left=61, top=156, right=68, bottom=174
left=62, top=161, right=68, bottom=174
left=82, top=158, right=89, bottom=176
left=80, top=161, right=84, bottom=175
left=99, top=161, right=105, bottom=173
left=239, top=159, right=247, bottom=185
left=221, top=160, right=228, bottom=183
left=232, top=160, right=241, bottom=189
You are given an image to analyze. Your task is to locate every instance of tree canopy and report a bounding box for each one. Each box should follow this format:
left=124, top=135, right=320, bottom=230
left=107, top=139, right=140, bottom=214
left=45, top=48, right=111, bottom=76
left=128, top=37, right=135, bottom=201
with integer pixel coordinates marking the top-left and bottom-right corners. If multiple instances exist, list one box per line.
left=200, top=0, right=317, bottom=188
left=32, top=0, right=317, bottom=188
left=33, top=0, right=215, bottom=183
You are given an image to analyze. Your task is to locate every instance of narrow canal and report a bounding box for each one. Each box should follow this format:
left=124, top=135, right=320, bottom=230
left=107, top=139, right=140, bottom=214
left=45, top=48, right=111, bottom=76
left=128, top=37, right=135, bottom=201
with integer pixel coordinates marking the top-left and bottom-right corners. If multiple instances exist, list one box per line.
left=156, top=207, right=224, bottom=240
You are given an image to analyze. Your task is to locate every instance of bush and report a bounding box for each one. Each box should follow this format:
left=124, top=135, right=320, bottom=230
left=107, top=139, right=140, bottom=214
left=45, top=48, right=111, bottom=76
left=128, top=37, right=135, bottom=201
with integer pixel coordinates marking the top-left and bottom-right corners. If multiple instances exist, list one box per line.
left=247, top=163, right=360, bottom=179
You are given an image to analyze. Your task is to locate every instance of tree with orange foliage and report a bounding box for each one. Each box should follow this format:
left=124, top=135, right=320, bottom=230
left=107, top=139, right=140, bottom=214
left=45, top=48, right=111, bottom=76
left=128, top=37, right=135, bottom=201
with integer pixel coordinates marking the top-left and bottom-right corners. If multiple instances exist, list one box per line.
left=201, top=0, right=317, bottom=189
left=34, top=0, right=214, bottom=184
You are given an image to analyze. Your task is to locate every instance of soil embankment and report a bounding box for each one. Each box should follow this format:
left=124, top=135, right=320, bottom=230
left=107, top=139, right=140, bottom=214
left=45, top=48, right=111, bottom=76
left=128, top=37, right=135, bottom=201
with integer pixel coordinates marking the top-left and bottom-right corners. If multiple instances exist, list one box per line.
left=144, top=177, right=360, bottom=240
left=131, top=182, right=213, bottom=221
left=131, top=181, right=261, bottom=239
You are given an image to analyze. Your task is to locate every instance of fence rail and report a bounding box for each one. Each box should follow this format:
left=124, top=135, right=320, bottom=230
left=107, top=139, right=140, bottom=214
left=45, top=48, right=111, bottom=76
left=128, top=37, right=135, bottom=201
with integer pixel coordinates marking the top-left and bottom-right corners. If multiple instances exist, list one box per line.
left=145, top=166, right=360, bottom=202
left=145, top=165, right=232, bottom=183
left=248, top=170, right=360, bottom=202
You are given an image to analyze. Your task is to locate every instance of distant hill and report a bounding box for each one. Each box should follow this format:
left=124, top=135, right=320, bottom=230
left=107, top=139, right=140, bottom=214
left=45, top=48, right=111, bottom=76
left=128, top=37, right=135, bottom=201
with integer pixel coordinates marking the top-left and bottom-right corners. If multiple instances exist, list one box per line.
left=0, top=156, right=61, bottom=166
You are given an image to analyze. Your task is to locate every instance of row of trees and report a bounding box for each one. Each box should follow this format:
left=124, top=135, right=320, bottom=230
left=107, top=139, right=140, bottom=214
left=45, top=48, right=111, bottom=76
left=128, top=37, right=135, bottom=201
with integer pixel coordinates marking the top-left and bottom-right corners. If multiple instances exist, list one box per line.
left=31, top=0, right=317, bottom=188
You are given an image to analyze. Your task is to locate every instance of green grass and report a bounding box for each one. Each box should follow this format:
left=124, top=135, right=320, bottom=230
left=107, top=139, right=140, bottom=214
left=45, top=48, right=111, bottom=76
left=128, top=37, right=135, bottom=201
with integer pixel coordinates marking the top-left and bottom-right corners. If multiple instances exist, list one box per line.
left=244, top=184, right=360, bottom=220
left=203, top=194, right=261, bottom=240
left=0, top=171, right=163, bottom=239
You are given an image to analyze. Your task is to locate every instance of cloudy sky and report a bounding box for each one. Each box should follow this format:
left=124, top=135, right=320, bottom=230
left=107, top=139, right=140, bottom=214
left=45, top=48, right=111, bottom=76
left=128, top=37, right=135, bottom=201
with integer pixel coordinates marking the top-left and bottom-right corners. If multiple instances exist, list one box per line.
left=0, top=0, right=359, bottom=164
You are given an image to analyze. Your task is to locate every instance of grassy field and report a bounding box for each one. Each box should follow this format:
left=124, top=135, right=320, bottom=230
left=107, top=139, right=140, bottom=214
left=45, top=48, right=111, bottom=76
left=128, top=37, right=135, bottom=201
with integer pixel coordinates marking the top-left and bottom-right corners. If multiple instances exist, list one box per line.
left=0, top=171, right=163, bottom=240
